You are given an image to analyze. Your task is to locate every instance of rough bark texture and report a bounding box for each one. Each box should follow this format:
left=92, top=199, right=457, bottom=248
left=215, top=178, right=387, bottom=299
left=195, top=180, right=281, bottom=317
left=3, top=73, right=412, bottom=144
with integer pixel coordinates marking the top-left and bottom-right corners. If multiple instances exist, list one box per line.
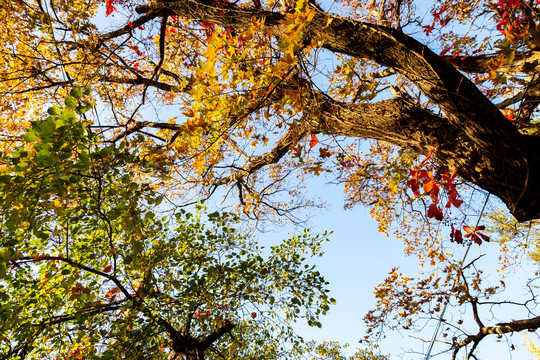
left=132, top=0, right=540, bottom=221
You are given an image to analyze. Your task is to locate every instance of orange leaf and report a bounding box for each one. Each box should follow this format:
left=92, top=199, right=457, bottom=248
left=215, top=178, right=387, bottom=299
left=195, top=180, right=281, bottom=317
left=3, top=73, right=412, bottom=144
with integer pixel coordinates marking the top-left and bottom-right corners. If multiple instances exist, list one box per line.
left=463, top=225, right=474, bottom=235
left=106, top=287, right=120, bottom=298
left=423, top=179, right=435, bottom=193
left=309, top=134, right=318, bottom=148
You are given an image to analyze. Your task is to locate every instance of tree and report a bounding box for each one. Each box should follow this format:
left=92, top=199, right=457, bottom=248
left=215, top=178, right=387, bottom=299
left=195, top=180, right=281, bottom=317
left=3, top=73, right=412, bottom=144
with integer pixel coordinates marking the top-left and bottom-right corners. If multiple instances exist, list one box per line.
left=0, top=98, right=334, bottom=359
left=2, top=0, right=540, bottom=358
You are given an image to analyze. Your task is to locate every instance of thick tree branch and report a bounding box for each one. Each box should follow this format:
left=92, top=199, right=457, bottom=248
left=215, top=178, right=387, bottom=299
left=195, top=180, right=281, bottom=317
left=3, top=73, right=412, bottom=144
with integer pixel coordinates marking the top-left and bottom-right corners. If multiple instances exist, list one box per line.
left=453, top=315, right=540, bottom=359
left=199, top=320, right=235, bottom=349
left=443, top=51, right=540, bottom=74
left=133, top=0, right=540, bottom=221
left=211, top=123, right=309, bottom=186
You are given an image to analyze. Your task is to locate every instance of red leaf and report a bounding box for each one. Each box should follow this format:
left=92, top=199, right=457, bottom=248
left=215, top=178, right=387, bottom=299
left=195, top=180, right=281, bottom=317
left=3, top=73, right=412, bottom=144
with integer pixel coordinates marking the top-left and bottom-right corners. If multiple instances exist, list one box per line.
left=418, top=170, right=430, bottom=179
left=427, top=203, right=444, bottom=220
left=128, top=20, right=133, bottom=30
left=105, top=0, right=117, bottom=16
left=478, top=233, right=490, bottom=242
left=309, top=134, right=318, bottom=148
left=451, top=198, right=463, bottom=208
left=450, top=225, right=463, bottom=244
left=429, top=184, right=439, bottom=203
left=446, top=190, right=462, bottom=208
left=103, top=265, right=112, bottom=273
left=200, top=20, right=215, bottom=29
left=455, top=229, right=463, bottom=244
left=251, top=312, right=257, bottom=318
left=422, top=24, right=435, bottom=35
left=407, top=179, right=420, bottom=196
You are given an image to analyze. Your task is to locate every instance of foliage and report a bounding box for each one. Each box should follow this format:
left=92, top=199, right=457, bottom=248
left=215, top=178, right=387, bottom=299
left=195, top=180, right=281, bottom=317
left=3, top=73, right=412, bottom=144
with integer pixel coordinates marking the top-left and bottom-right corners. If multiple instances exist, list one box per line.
left=308, top=341, right=389, bottom=360
left=0, top=96, right=334, bottom=359
left=526, top=333, right=540, bottom=359
left=3, top=0, right=540, bottom=358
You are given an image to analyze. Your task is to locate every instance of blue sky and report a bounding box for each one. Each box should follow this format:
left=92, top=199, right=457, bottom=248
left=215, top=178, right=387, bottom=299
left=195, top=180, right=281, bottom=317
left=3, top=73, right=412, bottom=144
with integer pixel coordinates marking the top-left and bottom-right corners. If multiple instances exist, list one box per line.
left=259, top=174, right=538, bottom=359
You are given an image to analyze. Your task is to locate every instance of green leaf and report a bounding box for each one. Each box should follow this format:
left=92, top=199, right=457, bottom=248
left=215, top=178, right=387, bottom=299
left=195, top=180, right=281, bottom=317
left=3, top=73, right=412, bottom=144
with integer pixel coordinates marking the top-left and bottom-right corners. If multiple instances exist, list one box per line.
left=47, top=106, right=62, bottom=115
left=16, top=162, right=29, bottom=170
left=70, top=87, right=84, bottom=99
left=100, top=147, right=112, bottom=158
left=38, top=118, right=56, bottom=136
left=0, top=175, right=11, bottom=183
left=23, top=130, right=39, bottom=142
left=83, top=86, right=92, bottom=95
left=64, top=96, right=78, bottom=108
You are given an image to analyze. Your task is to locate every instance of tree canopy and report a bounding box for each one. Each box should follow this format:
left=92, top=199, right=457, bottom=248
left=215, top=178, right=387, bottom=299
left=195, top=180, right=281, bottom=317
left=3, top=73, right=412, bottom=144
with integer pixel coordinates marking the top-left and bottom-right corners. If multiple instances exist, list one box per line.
left=0, top=99, right=335, bottom=359
left=2, top=0, right=540, bottom=358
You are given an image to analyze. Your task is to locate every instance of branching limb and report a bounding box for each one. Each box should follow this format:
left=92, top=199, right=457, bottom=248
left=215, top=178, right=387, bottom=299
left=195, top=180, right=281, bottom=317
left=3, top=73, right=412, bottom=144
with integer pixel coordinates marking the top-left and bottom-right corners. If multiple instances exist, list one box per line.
left=16, top=256, right=133, bottom=301
left=453, top=315, right=540, bottom=358
left=110, top=121, right=183, bottom=143
left=210, top=123, right=309, bottom=186
left=100, top=10, right=166, bottom=41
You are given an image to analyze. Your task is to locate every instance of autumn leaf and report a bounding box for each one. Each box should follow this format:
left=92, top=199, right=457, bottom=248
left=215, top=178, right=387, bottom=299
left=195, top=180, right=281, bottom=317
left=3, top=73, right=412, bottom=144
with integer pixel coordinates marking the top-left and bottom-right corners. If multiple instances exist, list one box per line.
left=463, top=225, right=490, bottom=244
left=105, top=287, right=120, bottom=298
left=450, top=225, right=464, bottom=244
left=319, top=147, right=332, bottom=159
left=427, top=203, right=444, bottom=220
left=306, top=163, right=324, bottom=175
left=309, top=134, right=318, bottom=148
left=105, top=0, right=117, bottom=16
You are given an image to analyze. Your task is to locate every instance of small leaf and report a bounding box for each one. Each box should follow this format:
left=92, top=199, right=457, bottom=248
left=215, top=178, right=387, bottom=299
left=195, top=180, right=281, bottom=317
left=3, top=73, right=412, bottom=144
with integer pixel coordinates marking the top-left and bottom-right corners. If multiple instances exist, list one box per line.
left=463, top=225, right=474, bottom=236
left=70, top=87, right=84, bottom=99
left=23, top=130, right=39, bottom=142
left=106, top=287, right=120, bottom=298
left=427, top=203, right=444, bottom=220
left=309, top=134, right=318, bottom=148
left=47, top=106, right=62, bottom=115
left=64, top=96, right=78, bottom=108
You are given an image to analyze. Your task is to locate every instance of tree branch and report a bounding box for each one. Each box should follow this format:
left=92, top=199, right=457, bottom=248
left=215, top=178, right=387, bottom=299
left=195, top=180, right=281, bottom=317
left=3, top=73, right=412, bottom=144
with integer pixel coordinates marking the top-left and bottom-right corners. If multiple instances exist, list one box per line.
left=453, top=315, right=540, bottom=358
